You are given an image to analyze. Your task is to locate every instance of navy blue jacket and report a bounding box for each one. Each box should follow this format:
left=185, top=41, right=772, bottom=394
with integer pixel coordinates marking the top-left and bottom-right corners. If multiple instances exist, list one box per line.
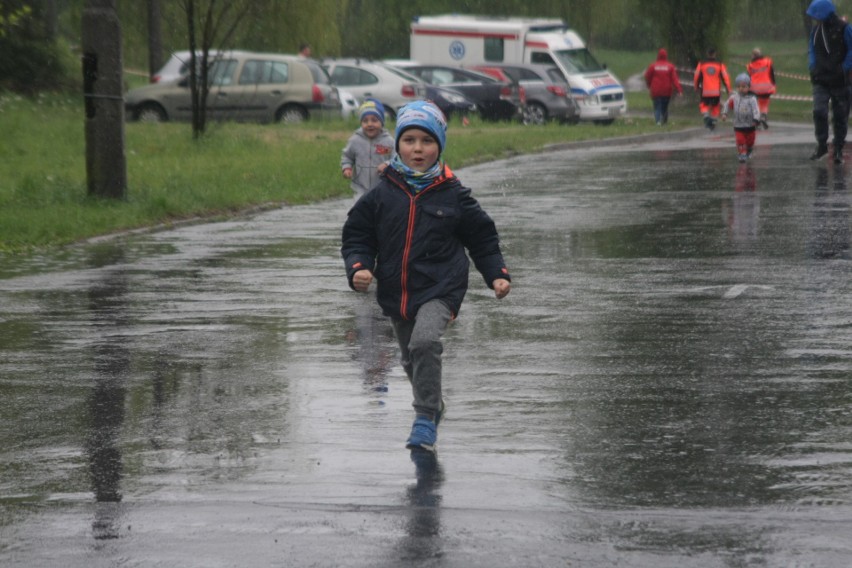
left=341, top=165, right=510, bottom=321
left=807, top=2, right=852, bottom=87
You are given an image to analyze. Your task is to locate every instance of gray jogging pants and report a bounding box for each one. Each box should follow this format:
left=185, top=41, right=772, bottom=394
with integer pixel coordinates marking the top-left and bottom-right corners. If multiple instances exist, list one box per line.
left=391, top=299, right=452, bottom=420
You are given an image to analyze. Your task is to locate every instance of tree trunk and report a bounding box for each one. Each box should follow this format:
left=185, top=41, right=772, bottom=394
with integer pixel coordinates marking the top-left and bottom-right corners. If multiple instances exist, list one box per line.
left=42, top=0, right=59, bottom=40
left=147, top=0, right=163, bottom=80
left=184, top=0, right=205, bottom=139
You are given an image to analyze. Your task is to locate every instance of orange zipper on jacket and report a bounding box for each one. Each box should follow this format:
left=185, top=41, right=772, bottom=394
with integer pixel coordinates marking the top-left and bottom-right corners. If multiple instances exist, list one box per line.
left=392, top=167, right=454, bottom=320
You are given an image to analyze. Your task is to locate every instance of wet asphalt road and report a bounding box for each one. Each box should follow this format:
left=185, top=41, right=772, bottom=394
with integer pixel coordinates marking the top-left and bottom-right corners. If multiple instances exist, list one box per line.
left=1, top=123, right=851, bottom=567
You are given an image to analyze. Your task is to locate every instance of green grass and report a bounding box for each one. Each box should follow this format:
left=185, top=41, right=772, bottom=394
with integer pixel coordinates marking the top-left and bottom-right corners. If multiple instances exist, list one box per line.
left=0, top=91, right=697, bottom=253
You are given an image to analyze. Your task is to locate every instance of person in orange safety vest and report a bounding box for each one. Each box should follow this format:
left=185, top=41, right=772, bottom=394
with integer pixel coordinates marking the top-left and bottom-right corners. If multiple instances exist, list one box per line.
left=694, top=47, right=732, bottom=131
left=746, top=48, right=776, bottom=130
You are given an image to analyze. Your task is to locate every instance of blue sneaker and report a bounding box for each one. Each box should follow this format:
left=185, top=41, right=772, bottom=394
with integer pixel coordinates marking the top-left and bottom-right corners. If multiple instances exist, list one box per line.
left=405, top=416, right=437, bottom=452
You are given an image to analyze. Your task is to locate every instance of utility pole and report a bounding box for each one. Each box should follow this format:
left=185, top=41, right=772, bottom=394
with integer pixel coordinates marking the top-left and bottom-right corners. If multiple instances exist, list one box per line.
left=82, top=0, right=127, bottom=199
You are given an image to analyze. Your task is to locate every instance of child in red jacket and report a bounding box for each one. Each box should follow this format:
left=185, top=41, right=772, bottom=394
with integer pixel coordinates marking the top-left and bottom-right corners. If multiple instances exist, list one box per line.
left=644, top=48, right=683, bottom=125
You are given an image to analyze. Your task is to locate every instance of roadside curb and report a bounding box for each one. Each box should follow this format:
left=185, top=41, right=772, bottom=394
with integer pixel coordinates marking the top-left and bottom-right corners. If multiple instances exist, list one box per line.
left=540, top=121, right=812, bottom=153
left=81, top=202, right=290, bottom=245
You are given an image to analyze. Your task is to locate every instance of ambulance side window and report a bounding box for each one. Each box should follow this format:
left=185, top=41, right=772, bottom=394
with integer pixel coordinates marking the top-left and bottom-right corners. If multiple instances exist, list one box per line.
left=484, top=38, right=504, bottom=62
left=531, top=52, right=554, bottom=65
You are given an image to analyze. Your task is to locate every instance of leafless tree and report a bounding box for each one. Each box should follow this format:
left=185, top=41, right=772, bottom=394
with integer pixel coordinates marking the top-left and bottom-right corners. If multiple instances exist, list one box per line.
left=177, top=0, right=252, bottom=138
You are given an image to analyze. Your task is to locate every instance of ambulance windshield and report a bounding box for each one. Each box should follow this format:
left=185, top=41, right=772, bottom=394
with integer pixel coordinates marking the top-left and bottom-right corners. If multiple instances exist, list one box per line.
left=552, top=48, right=605, bottom=74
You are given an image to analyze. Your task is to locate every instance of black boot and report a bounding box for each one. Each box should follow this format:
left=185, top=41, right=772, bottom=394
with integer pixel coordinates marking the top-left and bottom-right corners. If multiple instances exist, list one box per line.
left=810, top=144, right=829, bottom=161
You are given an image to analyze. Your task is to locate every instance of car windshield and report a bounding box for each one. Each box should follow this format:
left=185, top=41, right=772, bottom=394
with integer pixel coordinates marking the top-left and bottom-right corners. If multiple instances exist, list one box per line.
left=305, top=61, right=332, bottom=84
left=552, top=48, right=605, bottom=74
left=546, top=67, right=568, bottom=84
left=383, top=65, right=423, bottom=83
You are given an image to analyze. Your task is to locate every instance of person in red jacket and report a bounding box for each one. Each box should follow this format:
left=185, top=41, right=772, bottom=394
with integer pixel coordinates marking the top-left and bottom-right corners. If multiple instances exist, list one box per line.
left=746, top=48, right=776, bottom=129
left=644, top=48, right=683, bottom=125
left=694, top=47, right=732, bottom=131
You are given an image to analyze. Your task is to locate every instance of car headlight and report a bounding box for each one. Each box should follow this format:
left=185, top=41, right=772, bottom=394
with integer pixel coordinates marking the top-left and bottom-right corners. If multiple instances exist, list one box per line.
left=443, top=93, right=467, bottom=104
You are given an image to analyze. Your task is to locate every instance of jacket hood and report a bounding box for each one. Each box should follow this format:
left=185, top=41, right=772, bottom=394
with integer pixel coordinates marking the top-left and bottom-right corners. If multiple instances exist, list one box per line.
left=807, top=0, right=836, bottom=21
left=657, top=48, right=668, bottom=61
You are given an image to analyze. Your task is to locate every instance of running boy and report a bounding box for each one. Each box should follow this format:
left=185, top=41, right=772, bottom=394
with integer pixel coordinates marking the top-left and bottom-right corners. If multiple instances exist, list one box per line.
left=341, top=100, right=512, bottom=452
left=341, top=98, right=394, bottom=198
left=721, top=73, right=761, bottom=162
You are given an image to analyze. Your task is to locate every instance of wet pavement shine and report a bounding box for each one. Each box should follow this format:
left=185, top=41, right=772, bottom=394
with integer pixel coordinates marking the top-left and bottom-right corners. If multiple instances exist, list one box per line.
left=1, top=123, right=851, bottom=567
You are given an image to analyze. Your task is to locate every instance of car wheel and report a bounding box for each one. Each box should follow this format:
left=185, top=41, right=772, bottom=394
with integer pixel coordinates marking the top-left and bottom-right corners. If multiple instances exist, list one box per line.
left=135, top=103, right=167, bottom=123
left=277, top=105, right=308, bottom=123
left=524, top=103, right=547, bottom=125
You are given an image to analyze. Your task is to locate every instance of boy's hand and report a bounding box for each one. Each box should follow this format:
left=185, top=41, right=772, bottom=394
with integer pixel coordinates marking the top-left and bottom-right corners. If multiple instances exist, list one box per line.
left=492, top=278, right=511, bottom=299
left=721, top=114, right=727, bottom=121
left=343, top=168, right=353, bottom=179
left=377, top=162, right=388, bottom=174
left=352, top=269, right=373, bottom=292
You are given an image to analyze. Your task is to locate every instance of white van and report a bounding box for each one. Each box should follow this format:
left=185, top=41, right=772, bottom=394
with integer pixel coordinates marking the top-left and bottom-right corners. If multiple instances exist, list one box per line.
left=410, top=14, right=626, bottom=123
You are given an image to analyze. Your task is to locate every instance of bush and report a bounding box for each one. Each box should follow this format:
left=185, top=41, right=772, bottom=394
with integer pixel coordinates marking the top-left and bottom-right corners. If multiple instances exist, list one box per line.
left=0, top=1, right=80, bottom=95
left=0, top=35, right=80, bottom=94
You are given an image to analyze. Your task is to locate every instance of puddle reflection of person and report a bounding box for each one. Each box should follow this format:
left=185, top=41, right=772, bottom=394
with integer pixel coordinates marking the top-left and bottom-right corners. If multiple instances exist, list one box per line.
left=398, top=449, right=444, bottom=560
left=808, top=165, right=850, bottom=258
left=84, top=257, right=130, bottom=541
left=346, top=291, right=394, bottom=396
left=722, top=163, right=760, bottom=242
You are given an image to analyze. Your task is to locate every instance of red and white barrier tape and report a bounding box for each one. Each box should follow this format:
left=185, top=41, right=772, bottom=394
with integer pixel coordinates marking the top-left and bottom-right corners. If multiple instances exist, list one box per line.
left=676, top=66, right=809, bottom=81
left=673, top=66, right=812, bottom=100
left=775, top=71, right=810, bottom=81
left=773, top=94, right=813, bottom=101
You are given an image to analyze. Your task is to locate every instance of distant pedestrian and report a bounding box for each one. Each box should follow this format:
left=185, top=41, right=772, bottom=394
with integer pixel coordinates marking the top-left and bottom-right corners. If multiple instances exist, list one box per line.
left=340, top=98, right=394, bottom=198
left=644, top=48, right=683, bottom=125
left=694, top=47, right=731, bottom=131
left=746, top=48, right=776, bottom=129
left=298, top=43, right=312, bottom=58
left=806, top=0, right=852, bottom=163
left=721, top=73, right=761, bottom=162
left=341, top=100, right=511, bottom=453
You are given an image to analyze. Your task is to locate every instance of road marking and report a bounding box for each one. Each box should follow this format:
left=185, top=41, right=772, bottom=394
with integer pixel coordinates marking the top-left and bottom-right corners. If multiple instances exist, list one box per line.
left=722, top=284, right=774, bottom=299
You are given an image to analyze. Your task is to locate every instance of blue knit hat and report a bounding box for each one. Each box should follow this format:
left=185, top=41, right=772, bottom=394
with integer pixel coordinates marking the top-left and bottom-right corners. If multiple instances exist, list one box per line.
left=735, top=73, right=751, bottom=87
left=359, top=98, right=385, bottom=125
left=395, top=100, right=448, bottom=154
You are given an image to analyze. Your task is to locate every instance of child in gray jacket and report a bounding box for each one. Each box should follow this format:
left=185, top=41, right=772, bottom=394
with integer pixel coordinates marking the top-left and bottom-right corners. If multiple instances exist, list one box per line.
left=721, top=73, right=761, bottom=162
left=341, top=98, right=395, bottom=197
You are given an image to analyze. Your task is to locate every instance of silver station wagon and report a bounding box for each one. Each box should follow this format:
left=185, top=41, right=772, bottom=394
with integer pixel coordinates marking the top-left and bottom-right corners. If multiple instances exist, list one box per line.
left=125, top=50, right=341, bottom=123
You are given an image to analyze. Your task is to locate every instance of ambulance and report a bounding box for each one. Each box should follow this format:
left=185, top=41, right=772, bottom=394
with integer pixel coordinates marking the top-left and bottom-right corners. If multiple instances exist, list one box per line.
left=410, top=14, right=626, bottom=123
